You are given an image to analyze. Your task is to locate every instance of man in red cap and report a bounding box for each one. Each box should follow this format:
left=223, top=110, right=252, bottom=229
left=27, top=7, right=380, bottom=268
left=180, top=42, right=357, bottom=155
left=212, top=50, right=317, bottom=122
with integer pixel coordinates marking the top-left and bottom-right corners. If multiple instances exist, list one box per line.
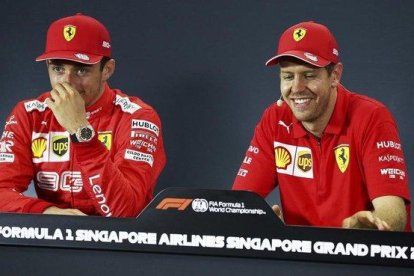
left=233, top=21, right=411, bottom=231
left=0, top=14, right=166, bottom=217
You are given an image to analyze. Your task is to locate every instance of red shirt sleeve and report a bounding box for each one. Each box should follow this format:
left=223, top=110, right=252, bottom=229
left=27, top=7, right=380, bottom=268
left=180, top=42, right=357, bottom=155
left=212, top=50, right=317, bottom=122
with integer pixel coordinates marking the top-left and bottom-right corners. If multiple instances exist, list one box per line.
left=232, top=106, right=278, bottom=197
left=361, top=106, right=410, bottom=202
left=0, top=103, right=54, bottom=213
left=73, top=108, right=166, bottom=217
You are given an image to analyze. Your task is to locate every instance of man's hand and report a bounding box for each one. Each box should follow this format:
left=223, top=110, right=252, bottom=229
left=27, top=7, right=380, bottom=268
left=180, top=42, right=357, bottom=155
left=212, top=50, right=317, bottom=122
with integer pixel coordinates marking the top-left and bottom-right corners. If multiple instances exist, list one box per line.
left=271, top=204, right=284, bottom=223
left=43, top=206, right=87, bottom=216
left=45, top=82, right=89, bottom=133
left=342, top=196, right=406, bottom=231
left=342, top=211, right=390, bottom=230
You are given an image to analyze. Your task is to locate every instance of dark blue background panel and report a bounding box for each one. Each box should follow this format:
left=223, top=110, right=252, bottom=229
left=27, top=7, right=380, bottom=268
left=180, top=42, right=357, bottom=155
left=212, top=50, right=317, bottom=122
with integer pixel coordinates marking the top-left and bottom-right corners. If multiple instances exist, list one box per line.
left=1, top=0, right=413, bottom=223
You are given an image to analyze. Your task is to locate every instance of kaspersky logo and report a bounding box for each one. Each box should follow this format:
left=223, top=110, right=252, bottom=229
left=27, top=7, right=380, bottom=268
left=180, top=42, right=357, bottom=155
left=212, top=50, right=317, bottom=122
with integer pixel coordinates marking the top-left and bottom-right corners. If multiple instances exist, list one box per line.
left=156, top=198, right=192, bottom=211
left=52, top=135, right=68, bottom=156
left=32, top=137, right=47, bottom=158
left=275, top=146, right=292, bottom=169
left=63, top=25, right=76, bottom=41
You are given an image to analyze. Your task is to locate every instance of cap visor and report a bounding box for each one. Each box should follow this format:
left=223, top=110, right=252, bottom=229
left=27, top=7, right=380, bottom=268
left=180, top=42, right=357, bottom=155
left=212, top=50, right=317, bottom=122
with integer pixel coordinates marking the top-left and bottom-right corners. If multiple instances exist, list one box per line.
left=36, top=51, right=103, bottom=65
left=265, top=51, right=331, bottom=67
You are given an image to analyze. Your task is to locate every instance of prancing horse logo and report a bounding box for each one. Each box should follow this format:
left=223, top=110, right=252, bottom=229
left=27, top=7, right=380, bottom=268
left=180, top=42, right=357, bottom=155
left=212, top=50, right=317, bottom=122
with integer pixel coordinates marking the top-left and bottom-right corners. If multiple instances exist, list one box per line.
left=63, top=25, right=76, bottom=41
left=293, top=27, right=307, bottom=42
left=334, top=144, right=350, bottom=173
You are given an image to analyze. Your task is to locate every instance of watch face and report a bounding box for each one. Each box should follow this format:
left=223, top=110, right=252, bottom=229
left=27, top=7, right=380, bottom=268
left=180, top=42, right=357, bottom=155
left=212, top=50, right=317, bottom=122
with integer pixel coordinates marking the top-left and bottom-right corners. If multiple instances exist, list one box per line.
left=80, top=127, right=93, bottom=140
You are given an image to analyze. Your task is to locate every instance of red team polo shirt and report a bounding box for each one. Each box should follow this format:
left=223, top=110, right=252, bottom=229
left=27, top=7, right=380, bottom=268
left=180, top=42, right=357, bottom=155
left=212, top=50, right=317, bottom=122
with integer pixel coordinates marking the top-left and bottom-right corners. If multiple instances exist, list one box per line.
left=0, top=84, right=166, bottom=217
left=233, top=84, right=411, bottom=231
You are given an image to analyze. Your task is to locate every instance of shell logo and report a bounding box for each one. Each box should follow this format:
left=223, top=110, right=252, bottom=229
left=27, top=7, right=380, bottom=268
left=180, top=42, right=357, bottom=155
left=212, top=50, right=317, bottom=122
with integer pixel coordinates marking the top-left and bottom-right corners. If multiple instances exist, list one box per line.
left=32, top=137, right=47, bottom=158
left=275, top=146, right=292, bottom=169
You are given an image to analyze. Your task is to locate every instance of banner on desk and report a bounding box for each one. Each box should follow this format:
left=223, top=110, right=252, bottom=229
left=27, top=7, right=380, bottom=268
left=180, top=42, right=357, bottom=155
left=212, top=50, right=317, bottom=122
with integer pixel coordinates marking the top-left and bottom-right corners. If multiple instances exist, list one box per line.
left=0, top=188, right=412, bottom=267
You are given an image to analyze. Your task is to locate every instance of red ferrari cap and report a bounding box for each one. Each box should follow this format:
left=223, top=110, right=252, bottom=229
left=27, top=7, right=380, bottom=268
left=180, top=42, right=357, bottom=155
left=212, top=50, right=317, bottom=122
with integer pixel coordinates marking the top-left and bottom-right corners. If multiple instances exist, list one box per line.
left=265, top=21, right=339, bottom=67
left=36, top=13, right=111, bottom=64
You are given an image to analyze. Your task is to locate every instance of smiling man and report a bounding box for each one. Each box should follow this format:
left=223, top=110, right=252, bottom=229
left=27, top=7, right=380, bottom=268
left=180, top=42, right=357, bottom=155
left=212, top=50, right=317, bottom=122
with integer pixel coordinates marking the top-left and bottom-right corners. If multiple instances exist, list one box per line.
left=233, top=21, right=411, bottom=231
left=0, top=13, right=166, bottom=217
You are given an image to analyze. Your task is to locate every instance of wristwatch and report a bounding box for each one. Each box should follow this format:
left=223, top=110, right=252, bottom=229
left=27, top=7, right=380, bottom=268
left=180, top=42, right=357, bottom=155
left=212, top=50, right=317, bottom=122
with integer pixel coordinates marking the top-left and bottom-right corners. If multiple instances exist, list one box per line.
left=70, top=124, right=95, bottom=143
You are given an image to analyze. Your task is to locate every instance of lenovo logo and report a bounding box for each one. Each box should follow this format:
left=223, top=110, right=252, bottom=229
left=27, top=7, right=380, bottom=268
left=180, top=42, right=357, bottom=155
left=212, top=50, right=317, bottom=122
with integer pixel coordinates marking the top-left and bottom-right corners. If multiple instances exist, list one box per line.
left=156, top=198, right=192, bottom=211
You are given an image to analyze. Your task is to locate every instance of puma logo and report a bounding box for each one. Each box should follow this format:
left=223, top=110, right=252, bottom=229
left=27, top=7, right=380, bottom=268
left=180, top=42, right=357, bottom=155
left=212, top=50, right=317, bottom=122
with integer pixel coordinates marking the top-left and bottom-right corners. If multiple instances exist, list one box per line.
left=278, top=120, right=293, bottom=134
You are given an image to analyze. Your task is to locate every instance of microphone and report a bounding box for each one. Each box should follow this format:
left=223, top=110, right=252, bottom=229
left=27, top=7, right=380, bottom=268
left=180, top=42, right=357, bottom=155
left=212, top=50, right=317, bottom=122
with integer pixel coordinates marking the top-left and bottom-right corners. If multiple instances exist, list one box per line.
left=276, top=95, right=284, bottom=106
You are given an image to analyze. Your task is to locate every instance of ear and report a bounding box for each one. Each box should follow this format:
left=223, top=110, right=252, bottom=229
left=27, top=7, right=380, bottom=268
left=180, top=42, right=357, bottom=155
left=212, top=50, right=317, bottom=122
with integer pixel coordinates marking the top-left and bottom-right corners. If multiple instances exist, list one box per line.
left=102, top=59, right=116, bottom=82
left=331, top=62, right=343, bottom=88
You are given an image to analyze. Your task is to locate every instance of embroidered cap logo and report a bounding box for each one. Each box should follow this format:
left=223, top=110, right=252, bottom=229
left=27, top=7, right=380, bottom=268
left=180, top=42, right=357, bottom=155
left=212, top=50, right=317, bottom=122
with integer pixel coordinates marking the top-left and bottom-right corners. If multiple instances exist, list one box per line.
left=63, top=25, right=76, bottom=41
left=293, top=27, right=307, bottom=42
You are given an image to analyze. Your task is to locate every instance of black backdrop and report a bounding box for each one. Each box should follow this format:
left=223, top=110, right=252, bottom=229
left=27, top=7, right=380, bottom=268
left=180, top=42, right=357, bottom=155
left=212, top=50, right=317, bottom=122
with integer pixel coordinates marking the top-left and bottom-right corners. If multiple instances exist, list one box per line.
left=1, top=0, right=413, bottom=224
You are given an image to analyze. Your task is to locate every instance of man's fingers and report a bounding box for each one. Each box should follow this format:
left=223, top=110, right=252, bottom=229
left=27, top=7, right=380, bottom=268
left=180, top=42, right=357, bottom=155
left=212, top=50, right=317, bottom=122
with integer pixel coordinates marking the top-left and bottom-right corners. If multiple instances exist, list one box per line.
left=271, top=204, right=284, bottom=222
left=342, top=216, right=357, bottom=228
left=49, top=86, right=69, bottom=104
left=342, top=211, right=392, bottom=230
left=54, top=84, right=71, bottom=99
left=271, top=205, right=279, bottom=214
left=69, top=209, right=88, bottom=216
left=383, top=220, right=391, bottom=230
left=49, top=83, right=80, bottom=108
left=342, top=217, right=350, bottom=228
left=358, top=211, right=375, bottom=225
left=49, top=89, right=60, bottom=100
left=60, top=82, right=76, bottom=95
left=359, top=211, right=390, bottom=230
left=45, top=97, right=55, bottom=109
left=43, top=206, right=88, bottom=216
left=373, top=218, right=391, bottom=231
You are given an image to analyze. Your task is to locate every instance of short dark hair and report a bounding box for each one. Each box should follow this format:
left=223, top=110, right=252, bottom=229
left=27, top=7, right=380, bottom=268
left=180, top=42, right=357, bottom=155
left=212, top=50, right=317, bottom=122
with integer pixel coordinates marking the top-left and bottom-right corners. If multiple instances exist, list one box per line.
left=100, top=57, right=111, bottom=71
left=324, top=63, right=336, bottom=76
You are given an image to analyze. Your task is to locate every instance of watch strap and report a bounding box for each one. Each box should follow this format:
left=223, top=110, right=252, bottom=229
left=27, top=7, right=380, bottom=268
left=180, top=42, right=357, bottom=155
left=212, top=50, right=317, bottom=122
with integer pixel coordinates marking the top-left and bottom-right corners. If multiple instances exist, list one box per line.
left=70, top=133, right=80, bottom=143
left=70, top=124, right=95, bottom=143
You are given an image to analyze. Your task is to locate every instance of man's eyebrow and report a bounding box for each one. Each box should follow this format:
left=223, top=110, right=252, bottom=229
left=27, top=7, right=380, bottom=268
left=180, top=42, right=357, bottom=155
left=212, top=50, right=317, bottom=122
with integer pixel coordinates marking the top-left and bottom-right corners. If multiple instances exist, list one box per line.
left=280, top=68, right=319, bottom=73
left=47, top=60, right=62, bottom=66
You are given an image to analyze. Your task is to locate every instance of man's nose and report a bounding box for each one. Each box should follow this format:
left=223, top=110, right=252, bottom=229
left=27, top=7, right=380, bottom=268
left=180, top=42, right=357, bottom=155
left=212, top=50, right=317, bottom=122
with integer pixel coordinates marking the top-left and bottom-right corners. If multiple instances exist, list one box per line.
left=59, top=71, right=76, bottom=84
left=291, top=76, right=306, bottom=93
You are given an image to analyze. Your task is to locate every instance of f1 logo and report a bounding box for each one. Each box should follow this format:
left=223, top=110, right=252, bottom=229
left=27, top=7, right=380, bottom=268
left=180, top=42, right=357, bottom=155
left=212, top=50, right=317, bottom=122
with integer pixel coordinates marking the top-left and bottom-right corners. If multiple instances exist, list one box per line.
left=156, top=198, right=192, bottom=210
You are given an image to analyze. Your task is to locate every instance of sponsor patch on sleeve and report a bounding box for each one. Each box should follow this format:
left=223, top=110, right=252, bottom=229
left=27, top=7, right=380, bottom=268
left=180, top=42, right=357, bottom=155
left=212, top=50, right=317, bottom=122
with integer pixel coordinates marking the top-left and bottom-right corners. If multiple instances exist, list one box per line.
left=379, top=168, right=406, bottom=180
left=376, top=140, right=402, bottom=151
left=0, top=153, right=15, bottom=163
left=0, top=137, right=15, bottom=162
left=130, top=139, right=157, bottom=153
left=131, top=120, right=160, bottom=137
left=124, top=149, right=154, bottom=166
left=114, top=95, right=141, bottom=114
left=4, top=115, right=18, bottom=129
left=24, top=100, right=48, bottom=112
left=131, top=130, right=158, bottom=144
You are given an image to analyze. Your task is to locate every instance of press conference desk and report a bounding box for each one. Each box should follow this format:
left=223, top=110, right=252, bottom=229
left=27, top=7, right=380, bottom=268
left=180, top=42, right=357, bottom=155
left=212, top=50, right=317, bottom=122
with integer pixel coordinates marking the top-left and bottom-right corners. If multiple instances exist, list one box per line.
left=2, top=246, right=413, bottom=276
left=0, top=188, right=412, bottom=275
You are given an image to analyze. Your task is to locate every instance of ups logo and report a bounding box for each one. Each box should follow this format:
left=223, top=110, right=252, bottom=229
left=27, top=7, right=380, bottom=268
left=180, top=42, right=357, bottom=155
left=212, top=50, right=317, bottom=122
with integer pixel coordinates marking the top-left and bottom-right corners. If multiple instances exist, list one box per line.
left=52, top=136, right=68, bottom=156
left=297, top=151, right=312, bottom=172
